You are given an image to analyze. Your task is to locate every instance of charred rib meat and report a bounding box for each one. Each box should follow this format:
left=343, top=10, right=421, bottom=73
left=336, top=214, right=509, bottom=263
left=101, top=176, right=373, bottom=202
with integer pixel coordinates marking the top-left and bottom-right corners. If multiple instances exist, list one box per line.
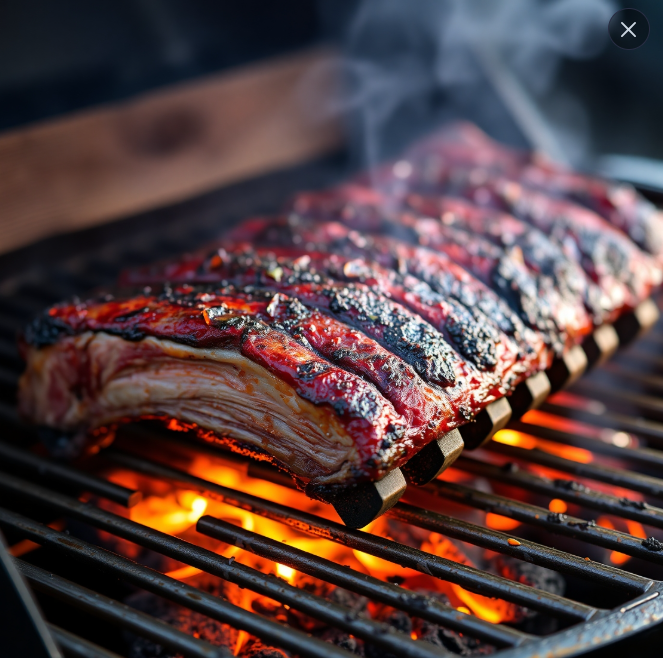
left=18, top=120, right=662, bottom=502
left=289, top=186, right=594, bottom=352
left=405, top=121, right=663, bottom=260
left=20, top=286, right=420, bottom=492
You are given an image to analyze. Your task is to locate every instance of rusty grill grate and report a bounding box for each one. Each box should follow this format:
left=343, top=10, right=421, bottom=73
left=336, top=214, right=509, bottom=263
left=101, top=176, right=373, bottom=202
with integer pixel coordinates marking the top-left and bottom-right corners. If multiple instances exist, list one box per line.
left=2, top=162, right=663, bottom=658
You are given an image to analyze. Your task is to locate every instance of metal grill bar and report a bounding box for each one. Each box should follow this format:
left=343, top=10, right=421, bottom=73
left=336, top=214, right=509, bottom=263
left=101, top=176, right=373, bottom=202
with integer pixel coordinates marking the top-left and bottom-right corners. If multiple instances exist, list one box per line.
left=17, top=560, right=229, bottom=658
left=195, top=515, right=529, bottom=648
left=48, top=625, right=123, bottom=658
left=486, top=442, right=663, bottom=499
left=108, top=432, right=655, bottom=584
left=599, top=362, right=663, bottom=393
left=0, top=441, right=141, bottom=508
left=455, top=455, right=663, bottom=530
left=422, top=480, right=663, bottom=565
left=106, top=449, right=599, bottom=621
left=0, top=473, right=454, bottom=658
left=508, top=420, right=663, bottom=470
left=386, top=503, right=650, bottom=593
left=616, top=348, right=663, bottom=372
left=540, top=401, right=663, bottom=443
left=572, top=380, right=663, bottom=419
left=0, top=507, right=355, bottom=658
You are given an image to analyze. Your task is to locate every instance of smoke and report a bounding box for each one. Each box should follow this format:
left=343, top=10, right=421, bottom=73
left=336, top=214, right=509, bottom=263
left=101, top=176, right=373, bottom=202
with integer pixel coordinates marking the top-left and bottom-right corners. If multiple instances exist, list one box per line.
left=313, top=0, right=616, bottom=168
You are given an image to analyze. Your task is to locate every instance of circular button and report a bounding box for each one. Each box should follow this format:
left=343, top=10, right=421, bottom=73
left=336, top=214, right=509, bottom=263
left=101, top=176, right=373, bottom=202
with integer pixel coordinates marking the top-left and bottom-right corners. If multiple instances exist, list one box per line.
left=609, top=9, right=649, bottom=50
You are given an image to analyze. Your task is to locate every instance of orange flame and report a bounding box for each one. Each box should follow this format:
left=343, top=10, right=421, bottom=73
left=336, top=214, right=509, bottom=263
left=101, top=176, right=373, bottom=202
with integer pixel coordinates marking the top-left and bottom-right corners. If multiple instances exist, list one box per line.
left=493, top=429, right=593, bottom=464
left=596, top=517, right=647, bottom=565
left=548, top=499, right=568, bottom=514
left=101, top=444, right=582, bottom=639
left=485, top=513, right=521, bottom=531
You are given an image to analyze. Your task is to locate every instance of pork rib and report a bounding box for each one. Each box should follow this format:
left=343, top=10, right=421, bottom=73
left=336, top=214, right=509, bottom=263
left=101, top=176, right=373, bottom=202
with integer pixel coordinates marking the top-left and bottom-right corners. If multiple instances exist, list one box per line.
left=289, top=186, right=591, bottom=353
left=19, top=286, right=425, bottom=494
left=220, top=217, right=547, bottom=374
left=406, top=121, right=663, bottom=260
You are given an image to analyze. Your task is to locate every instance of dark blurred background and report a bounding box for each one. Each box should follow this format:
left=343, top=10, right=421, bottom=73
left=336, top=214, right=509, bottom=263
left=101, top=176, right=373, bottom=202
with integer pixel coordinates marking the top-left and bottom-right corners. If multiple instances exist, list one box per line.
left=0, top=0, right=354, bottom=131
left=559, top=0, right=663, bottom=159
left=0, top=0, right=662, bottom=259
left=0, top=0, right=661, bottom=160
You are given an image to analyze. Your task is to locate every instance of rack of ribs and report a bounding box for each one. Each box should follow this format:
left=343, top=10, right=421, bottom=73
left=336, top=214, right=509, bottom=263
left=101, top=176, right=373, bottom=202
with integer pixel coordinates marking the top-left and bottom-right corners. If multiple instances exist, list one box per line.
left=404, top=121, right=663, bottom=261
left=288, top=186, right=599, bottom=392
left=125, top=216, right=561, bottom=446
left=17, top=122, right=662, bottom=528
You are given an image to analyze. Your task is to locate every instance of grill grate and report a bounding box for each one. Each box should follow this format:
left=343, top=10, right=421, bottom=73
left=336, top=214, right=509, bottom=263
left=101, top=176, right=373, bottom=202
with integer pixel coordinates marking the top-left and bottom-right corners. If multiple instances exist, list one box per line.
left=2, top=161, right=663, bottom=657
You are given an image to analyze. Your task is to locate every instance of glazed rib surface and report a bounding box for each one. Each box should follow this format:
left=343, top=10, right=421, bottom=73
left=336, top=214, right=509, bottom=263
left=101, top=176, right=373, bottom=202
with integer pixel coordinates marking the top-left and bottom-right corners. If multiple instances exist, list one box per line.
left=20, top=287, right=426, bottom=492
left=405, top=121, right=663, bottom=260
left=19, top=120, right=661, bottom=495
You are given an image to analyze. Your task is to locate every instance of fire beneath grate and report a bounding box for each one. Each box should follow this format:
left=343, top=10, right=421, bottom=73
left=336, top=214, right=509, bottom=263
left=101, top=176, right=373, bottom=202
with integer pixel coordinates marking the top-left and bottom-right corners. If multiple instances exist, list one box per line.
left=3, top=166, right=663, bottom=657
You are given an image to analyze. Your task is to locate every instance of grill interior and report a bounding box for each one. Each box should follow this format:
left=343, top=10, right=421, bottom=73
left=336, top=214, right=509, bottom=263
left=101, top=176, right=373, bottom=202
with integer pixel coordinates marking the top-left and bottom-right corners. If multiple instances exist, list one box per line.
left=3, top=158, right=663, bottom=658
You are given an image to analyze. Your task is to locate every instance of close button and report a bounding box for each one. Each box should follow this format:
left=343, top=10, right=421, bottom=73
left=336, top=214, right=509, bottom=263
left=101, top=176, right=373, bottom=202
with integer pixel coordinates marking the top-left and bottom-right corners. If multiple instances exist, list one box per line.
left=609, top=8, right=649, bottom=50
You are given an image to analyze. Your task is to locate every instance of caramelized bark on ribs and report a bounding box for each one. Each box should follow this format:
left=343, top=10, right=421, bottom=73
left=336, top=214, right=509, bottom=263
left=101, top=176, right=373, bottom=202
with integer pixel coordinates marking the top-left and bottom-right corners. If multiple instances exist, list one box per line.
left=222, top=217, right=547, bottom=377
left=124, top=222, right=558, bottom=410
left=406, top=121, right=663, bottom=260
left=126, top=247, right=467, bottom=380
left=19, top=286, right=428, bottom=492
left=404, top=193, right=602, bottom=326
left=408, top=174, right=658, bottom=318
left=289, top=186, right=588, bottom=355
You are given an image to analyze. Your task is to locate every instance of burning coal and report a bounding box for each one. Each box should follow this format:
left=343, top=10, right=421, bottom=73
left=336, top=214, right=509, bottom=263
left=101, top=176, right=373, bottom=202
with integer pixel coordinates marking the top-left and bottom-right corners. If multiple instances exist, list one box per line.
left=96, top=432, right=573, bottom=657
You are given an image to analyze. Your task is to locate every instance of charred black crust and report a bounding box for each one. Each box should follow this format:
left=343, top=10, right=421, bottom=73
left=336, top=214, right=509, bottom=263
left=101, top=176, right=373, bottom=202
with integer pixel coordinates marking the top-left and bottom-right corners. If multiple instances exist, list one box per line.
left=444, top=300, right=497, bottom=370
left=222, top=248, right=463, bottom=388
left=643, top=536, right=663, bottom=552
left=296, top=361, right=331, bottom=380
left=112, top=306, right=151, bottom=322
left=326, top=284, right=458, bottom=387
left=493, top=254, right=563, bottom=353
left=98, top=326, right=147, bottom=342
left=325, top=377, right=401, bottom=427
left=23, top=314, right=75, bottom=347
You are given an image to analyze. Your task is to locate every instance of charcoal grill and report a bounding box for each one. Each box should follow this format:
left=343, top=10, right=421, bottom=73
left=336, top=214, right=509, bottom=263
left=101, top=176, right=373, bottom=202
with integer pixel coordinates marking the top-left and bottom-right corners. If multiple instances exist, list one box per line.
left=2, top=158, right=663, bottom=658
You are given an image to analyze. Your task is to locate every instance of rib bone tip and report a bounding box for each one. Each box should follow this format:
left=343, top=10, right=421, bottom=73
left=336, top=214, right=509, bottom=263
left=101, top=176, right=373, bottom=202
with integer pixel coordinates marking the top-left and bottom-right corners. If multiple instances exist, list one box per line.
left=328, top=467, right=407, bottom=529
left=460, top=397, right=512, bottom=450
left=546, top=345, right=587, bottom=393
left=402, top=429, right=464, bottom=486
left=582, top=324, right=619, bottom=367
left=509, top=371, right=551, bottom=419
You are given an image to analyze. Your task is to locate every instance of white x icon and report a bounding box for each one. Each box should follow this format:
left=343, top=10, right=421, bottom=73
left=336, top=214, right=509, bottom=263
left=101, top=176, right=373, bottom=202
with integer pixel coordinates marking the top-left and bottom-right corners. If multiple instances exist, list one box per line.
left=621, top=21, right=637, bottom=37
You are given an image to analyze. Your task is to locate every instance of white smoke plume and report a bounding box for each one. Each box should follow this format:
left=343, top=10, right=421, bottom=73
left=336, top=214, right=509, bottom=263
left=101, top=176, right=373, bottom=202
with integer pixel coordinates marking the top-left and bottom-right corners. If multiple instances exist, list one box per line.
left=310, top=0, right=617, bottom=168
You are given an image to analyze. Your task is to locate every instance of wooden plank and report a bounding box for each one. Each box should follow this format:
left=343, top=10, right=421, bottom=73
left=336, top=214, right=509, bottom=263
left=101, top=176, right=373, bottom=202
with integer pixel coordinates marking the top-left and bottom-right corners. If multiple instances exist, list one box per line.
left=0, top=47, right=342, bottom=255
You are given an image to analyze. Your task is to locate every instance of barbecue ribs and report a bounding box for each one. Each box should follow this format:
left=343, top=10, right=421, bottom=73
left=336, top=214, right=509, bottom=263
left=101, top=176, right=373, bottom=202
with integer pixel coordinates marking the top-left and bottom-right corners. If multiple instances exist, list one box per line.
left=405, top=121, right=663, bottom=260
left=18, top=121, right=661, bottom=516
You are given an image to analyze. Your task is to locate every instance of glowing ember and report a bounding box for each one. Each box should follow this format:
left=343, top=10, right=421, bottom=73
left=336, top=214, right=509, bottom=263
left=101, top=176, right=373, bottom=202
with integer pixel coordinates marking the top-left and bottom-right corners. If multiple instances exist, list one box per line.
left=421, top=534, right=523, bottom=623
left=485, top=513, right=521, bottom=531
left=276, top=564, right=296, bottom=583
left=548, top=499, right=568, bottom=514
left=128, top=490, right=208, bottom=534
left=520, top=410, right=636, bottom=448
left=105, top=455, right=530, bottom=630
left=101, top=433, right=618, bottom=648
left=493, top=429, right=593, bottom=464
left=596, top=516, right=647, bottom=565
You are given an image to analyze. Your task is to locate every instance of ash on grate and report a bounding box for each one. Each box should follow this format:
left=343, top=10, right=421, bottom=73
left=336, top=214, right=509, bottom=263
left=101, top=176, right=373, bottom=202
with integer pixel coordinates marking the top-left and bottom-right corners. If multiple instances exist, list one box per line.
left=250, top=573, right=494, bottom=657
left=123, top=574, right=239, bottom=658
left=237, top=637, right=289, bottom=658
